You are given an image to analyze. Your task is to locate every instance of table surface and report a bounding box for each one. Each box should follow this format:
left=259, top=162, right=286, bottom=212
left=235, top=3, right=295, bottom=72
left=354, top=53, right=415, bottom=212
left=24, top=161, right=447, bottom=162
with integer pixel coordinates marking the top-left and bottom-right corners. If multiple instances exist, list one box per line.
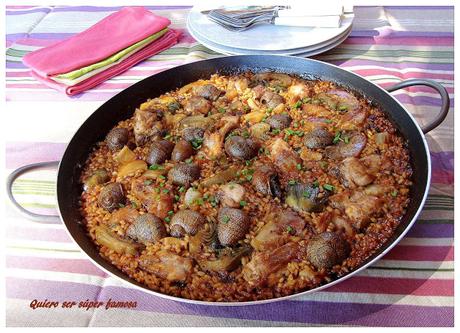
left=5, top=5, right=454, bottom=327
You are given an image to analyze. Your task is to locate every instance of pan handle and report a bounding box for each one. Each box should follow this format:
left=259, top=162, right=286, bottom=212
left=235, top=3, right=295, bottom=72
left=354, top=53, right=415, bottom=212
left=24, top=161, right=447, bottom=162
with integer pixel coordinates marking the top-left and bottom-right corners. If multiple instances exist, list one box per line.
left=6, top=161, right=61, bottom=224
left=385, top=79, right=450, bottom=134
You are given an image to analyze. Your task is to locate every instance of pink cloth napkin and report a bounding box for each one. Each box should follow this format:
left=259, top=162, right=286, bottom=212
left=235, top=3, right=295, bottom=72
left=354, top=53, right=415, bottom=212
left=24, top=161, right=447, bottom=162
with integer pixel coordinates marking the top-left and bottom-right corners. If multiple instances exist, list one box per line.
left=29, top=29, right=180, bottom=96
left=23, top=6, right=171, bottom=78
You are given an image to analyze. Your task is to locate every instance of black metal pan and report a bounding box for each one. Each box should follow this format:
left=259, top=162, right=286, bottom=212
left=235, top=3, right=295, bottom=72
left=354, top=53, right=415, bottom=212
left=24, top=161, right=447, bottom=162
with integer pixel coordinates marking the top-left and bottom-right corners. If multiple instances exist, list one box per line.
left=6, top=55, right=450, bottom=305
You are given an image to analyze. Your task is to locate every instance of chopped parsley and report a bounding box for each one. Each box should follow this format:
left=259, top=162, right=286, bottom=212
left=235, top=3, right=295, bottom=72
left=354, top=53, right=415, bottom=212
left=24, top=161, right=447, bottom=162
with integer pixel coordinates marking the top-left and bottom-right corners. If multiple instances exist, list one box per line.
left=168, top=210, right=174, bottom=216
left=195, top=198, right=204, bottom=206
left=130, top=201, right=138, bottom=208
left=324, top=119, right=333, bottom=124
left=288, top=179, right=297, bottom=186
left=178, top=186, right=185, bottom=193
left=118, top=203, right=125, bottom=208
left=158, top=175, right=166, bottom=180
left=286, top=225, right=294, bottom=234
left=323, top=184, right=335, bottom=192
left=191, top=138, right=203, bottom=149
left=333, top=131, right=342, bottom=144
left=218, top=107, right=226, bottom=113
left=271, top=128, right=281, bottom=135
left=296, top=163, right=302, bottom=171
left=162, top=189, right=170, bottom=193
left=143, top=179, right=153, bottom=186
left=174, top=194, right=180, bottom=202
left=303, top=189, right=312, bottom=198
left=302, top=97, right=312, bottom=104
left=312, top=180, right=319, bottom=188
left=221, top=215, right=230, bottom=224
left=239, top=200, right=247, bottom=207
left=391, top=190, right=398, bottom=197
left=163, top=133, right=172, bottom=140
left=149, top=164, right=161, bottom=170
left=164, top=217, right=171, bottom=223
left=293, top=100, right=302, bottom=109
left=338, top=105, right=348, bottom=112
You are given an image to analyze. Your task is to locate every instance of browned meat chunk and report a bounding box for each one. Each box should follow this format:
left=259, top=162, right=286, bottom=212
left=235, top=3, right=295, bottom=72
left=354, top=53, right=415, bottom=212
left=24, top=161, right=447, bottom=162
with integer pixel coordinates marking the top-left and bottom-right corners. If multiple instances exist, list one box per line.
left=260, top=90, right=285, bottom=109
left=251, top=210, right=306, bottom=251
left=139, top=250, right=193, bottom=282
left=133, top=108, right=164, bottom=146
left=303, top=127, right=333, bottom=149
left=338, top=157, right=375, bottom=188
left=324, top=131, right=367, bottom=160
left=184, top=96, right=212, bottom=115
left=268, top=138, right=302, bottom=174
left=131, top=178, right=173, bottom=219
left=193, top=84, right=222, bottom=101
left=330, top=190, right=384, bottom=229
left=242, top=242, right=300, bottom=286
left=266, top=114, right=292, bottom=130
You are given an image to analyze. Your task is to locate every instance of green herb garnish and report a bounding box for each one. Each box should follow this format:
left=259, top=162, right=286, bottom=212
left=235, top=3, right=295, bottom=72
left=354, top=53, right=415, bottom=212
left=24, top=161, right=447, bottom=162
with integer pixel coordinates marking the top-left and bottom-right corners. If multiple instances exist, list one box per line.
left=143, top=179, right=153, bottom=186
left=391, top=190, right=398, bottom=197
left=239, top=200, right=247, bottom=207
left=222, top=216, right=230, bottom=224
left=323, top=184, right=335, bottom=192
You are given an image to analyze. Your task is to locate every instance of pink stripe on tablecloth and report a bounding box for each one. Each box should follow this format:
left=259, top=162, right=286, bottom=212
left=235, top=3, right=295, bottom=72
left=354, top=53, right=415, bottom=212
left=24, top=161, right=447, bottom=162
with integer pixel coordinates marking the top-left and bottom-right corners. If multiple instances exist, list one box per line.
left=326, top=276, right=453, bottom=296
left=382, top=245, right=453, bottom=261
left=6, top=256, right=107, bottom=277
left=7, top=226, right=71, bottom=243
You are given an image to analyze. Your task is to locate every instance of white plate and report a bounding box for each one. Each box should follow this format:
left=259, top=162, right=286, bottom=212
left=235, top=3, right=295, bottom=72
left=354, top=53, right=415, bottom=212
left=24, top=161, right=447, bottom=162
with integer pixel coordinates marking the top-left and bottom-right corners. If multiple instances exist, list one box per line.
left=187, top=15, right=352, bottom=56
left=187, top=6, right=354, bottom=52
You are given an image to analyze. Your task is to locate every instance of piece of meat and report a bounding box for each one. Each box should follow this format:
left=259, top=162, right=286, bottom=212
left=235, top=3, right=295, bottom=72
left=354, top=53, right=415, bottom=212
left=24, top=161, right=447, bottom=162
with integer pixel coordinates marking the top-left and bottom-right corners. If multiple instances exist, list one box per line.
left=303, top=127, right=333, bottom=149
left=319, top=89, right=360, bottom=112
left=139, top=250, right=193, bottom=282
left=338, top=157, right=375, bottom=188
left=268, top=138, right=302, bottom=175
left=133, top=108, right=164, bottom=146
left=131, top=178, right=173, bottom=219
left=324, top=131, right=367, bottom=160
left=108, top=206, right=139, bottom=230
left=260, top=90, right=285, bottom=109
left=184, top=96, right=212, bottom=114
left=193, top=84, right=222, bottom=101
left=203, top=115, right=239, bottom=159
left=242, top=242, right=300, bottom=286
left=330, top=190, right=384, bottom=230
left=251, top=210, right=306, bottom=251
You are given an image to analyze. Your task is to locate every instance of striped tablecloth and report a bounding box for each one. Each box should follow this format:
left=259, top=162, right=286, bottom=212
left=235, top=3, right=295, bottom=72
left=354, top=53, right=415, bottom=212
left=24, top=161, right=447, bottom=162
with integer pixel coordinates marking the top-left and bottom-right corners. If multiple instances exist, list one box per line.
left=5, top=5, right=454, bottom=327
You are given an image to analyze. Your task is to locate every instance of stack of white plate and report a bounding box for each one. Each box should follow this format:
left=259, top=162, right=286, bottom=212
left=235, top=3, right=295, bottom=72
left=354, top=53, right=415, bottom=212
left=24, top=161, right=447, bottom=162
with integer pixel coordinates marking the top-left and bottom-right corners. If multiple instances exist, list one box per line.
left=186, top=7, right=354, bottom=56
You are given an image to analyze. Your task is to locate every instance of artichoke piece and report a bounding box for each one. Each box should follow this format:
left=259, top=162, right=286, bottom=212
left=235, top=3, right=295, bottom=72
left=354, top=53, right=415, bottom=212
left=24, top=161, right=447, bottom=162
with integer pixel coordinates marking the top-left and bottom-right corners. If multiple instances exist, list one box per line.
left=197, top=245, right=251, bottom=273
left=94, top=225, right=143, bottom=256
left=286, top=183, right=328, bottom=213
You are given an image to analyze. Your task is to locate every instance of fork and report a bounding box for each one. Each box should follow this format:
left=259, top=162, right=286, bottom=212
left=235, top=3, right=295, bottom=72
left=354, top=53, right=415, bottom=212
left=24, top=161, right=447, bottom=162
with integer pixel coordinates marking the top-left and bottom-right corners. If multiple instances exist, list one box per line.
left=207, top=10, right=277, bottom=31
